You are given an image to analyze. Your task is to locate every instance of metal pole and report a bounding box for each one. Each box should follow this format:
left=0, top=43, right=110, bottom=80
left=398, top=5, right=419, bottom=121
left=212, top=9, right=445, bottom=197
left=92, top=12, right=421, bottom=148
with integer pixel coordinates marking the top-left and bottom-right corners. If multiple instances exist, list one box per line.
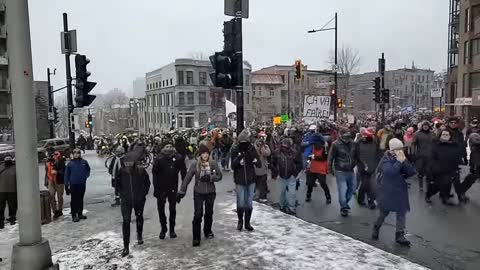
left=47, top=68, right=54, bottom=138
left=235, top=7, right=244, bottom=135
left=287, top=70, right=290, bottom=116
left=7, top=0, right=56, bottom=268
left=440, top=88, right=443, bottom=112
left=64, top=13, right=75, bottom=150
left=333, top=12, right=338, bottom=121
left=380, top=53, right=385, bottom=124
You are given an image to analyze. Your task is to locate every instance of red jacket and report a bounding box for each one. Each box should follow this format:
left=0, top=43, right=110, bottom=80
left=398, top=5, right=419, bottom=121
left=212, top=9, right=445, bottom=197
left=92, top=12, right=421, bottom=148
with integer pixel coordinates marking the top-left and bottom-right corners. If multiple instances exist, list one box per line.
left=309, top=145, right=328, bottom=175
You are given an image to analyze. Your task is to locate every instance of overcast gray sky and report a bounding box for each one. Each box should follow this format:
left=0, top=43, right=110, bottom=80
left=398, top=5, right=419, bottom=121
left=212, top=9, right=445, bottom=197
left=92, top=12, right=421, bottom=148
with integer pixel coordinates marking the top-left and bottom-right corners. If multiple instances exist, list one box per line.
left=29, top=0, right=449, bottom=95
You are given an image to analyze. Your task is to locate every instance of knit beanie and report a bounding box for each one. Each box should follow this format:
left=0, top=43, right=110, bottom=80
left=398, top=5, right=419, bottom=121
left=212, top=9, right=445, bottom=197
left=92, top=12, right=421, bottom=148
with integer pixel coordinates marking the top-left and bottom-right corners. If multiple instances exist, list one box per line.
left=197, top=144, right=210, bottom=156
left=389, top=138, right=404, bottom=151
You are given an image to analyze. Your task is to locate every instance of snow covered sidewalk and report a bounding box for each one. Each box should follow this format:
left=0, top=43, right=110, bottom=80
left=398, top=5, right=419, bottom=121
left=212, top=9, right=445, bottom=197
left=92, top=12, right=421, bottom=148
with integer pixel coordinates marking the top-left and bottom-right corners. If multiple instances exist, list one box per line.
left=1, top=193, right=428, bottom=270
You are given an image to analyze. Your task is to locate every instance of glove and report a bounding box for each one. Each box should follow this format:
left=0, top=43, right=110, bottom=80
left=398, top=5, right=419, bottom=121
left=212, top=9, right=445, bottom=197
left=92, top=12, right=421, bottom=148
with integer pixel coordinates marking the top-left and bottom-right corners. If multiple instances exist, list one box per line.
left=65, top=185, right=71, bottom=196
left=239, top=158, right=245, bottom=166
left=176, top=193, right=185, bottom=203
left=200, top=174, right=211, bottom=183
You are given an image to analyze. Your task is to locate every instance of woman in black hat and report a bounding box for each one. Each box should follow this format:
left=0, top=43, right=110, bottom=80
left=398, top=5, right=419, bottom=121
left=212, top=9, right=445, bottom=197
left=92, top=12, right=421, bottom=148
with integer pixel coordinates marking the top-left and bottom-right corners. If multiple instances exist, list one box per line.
left=177, top=145, right=222, bottom=247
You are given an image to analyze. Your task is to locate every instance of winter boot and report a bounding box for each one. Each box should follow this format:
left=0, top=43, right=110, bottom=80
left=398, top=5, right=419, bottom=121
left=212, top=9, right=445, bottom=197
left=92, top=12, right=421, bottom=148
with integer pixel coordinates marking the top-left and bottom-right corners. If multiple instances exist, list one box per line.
left=326, top=193, right=332, bottom=204
left=244, top=209, right=254, bottom=231
left=137, top=232, right=144, bottom=245
left=159, top=223, right=168, bottom=239
left=53, top=211, right=61, bottom=219
left=305, top=192, right=312, bottom=202
left=0, top=221, right=4, bottom=229
left=72, top=214, right=80, bottom=223
left=372, top=225, right=380, bottom=240
left=395, top=231, right=411, bottom=247
left=368, top=200, right=377, bottom=210
left=136, top=220, right=144, bottom=245
left=458, top=193, right=470, bottom=203
left=192, top=239, right=201, bottom=247
left=121, top=242, right=130, bottom=257
left=340, top=208, right=349, bottom=217
left=237, top=208, right=244, bottom=231
left=169, top=224, right=177, bottom=239
left=8, top=216, right=16, bottom=225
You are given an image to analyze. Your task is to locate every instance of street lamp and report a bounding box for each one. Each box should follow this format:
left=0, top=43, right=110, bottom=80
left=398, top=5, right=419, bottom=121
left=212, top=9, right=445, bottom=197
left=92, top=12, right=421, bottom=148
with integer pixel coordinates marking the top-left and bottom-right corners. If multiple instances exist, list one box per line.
left=308, top=12, right=338, bottom=121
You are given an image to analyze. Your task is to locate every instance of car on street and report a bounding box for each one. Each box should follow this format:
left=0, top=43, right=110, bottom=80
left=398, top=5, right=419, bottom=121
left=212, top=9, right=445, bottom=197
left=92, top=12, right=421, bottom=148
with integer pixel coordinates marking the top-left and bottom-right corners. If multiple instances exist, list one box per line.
left=0, top=144, right=15, bottom=162
left=37, top=138, right=70, bottom=161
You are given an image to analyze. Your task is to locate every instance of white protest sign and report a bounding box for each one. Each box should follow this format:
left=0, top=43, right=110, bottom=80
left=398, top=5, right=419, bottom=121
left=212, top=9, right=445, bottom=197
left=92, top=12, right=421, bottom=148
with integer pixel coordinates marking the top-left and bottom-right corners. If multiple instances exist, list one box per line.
left=303, top=95, right=331, bottom=123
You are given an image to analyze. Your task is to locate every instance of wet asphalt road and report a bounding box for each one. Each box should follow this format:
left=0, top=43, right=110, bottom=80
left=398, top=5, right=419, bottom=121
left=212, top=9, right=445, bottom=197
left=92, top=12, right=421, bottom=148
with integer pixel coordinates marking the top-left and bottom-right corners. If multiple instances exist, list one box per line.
left=40, top=151, right=480, bottom=270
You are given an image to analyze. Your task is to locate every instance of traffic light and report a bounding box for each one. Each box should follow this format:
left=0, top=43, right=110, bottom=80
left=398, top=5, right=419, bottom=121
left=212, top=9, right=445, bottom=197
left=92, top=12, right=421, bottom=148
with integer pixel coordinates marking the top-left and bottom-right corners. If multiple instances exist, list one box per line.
left=337, top=98, right=343, bottom=108
left=87, top=114, right=93, bottom=128
left=331, top=88, right=336, bottom=96
left=84, top=120, right=90, bottom=129
left=53, top=107, right=59, bottom=125
left=295, top=60, right=303, bottom=80
left=75, top=54, right=96, bottom=107
left=210, top=52, right=234, bottom=88
left=372, top=77, right=381, bottom=103
left=382, top=89, right=390, bottom=103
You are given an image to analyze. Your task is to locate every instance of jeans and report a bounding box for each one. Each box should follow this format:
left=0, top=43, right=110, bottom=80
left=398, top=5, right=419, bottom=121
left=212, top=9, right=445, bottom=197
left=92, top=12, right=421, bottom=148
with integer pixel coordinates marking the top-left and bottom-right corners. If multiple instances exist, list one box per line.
left=48, top=182, right=64, bottom=212
left=374, top=209, right=406, bottom=233
left=70, top=184, right=86, bottom=217
left=193, top=192, right=216, bottom=241
left=335, top=170, right=355, bottom=210
left=236, top=183, right=255, bottom=209
left=212, top=148, right=222, bottom=161
left=279, top=176, right=297, bottom=212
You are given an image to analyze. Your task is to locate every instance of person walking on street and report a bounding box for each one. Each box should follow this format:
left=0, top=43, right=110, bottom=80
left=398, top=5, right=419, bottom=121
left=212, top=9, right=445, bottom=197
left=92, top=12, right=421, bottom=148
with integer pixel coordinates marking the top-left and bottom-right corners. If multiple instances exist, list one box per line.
left=152, top=140, right=187, bottom=240
left=0, top=155, right=17, bottom=229
left=65, top=148, right=91, bottom=222
left=328, top=128, right=356, bottom=217
left=254, top=131, right=271, bottom=203
left=271, top=138, right=303, bottom=215
left=460, top=132, right=480, bottom=203
left=77, top=135, right=87, bottom=154
left=108, top=146, right=125, bottom=207
left=220, top=131, right=233, bottom=171
left=426, top=129, right=463, bottom=205
left=353, top=127, right=381, bottom=209
left=46, top=151, right=66, bottom=219
left=303, top=129, right=331, bottom=204
left=412, top=121, right=434, bottom=191
left=372, top=138, right=416, bottom=247
left=116, top=152, right=151, bottom=257
left=177, top=145, right=222, bottom=247
left=231, top=130, right=262, bottom=230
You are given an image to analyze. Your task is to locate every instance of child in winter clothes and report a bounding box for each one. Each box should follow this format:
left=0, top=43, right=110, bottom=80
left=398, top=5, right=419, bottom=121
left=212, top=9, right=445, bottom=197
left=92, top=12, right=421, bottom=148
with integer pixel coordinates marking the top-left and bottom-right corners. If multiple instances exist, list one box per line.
left=403, top=127, right=415, bottom=162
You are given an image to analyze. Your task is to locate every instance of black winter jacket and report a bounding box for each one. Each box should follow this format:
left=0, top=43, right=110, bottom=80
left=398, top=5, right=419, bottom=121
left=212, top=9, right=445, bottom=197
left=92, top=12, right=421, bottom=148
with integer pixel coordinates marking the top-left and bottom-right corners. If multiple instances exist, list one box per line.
left=353, top=138, right=381, bottom=174
left=152, top=153, right=187, bottom=196
left=431, top=140, right=462, bottom=177
left=270, top=148, right=303, bottom=179
left=231, top=144, right=262, bottom=186
left=328, top=138, right=355, bottom=172
left=116, top=163, right=151, bottom=204
left=447, top=127, right=467, bottom=161
left=413, top=130, right=435, bottom=158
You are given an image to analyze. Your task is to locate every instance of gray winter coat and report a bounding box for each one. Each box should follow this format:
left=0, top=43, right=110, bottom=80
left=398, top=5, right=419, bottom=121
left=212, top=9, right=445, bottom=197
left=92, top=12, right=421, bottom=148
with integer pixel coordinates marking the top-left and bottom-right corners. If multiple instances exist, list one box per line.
left=179, top=159, right=222, bottom=195
left=254, top=141, right=271, bottom=176
left=412, top=130, right=435, bottom=158
left=0, top=164, right=17, bottom=193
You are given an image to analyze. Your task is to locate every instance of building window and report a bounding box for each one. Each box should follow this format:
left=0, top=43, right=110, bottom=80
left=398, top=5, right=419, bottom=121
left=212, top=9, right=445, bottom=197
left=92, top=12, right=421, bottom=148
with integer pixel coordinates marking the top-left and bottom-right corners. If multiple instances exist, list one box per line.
left=245, top=75, right=250, bottom=86
left=187, top=92, right=194, bottom=105
left=166, top=80, right=168, bottom=87
left=473, top=39, right=480, bottom=56
left=471, top=72, right=480, bottom=91
left=185, top=117, right=194, bottom=128
left=270, top=89, right=275, bottom=96
left=178, top=92, right=185, bottom=105
left=186, top=71, right=194, bottom=85
left=199, top=72, right=207, bottom=85
left=168, top=93, right=172, bottom=106
left=170, top=79, right=173, bottom=85
left=246, top=93, right=250, bottom=105
left=177, top=71, right=184, bottom=85
left=199, top=112, right=208, bottom=126
left=466, top=8, right=471, bottom=32
left=199, top=91, right=207, bottom=104
left=465, top=40, right=470, bottom=64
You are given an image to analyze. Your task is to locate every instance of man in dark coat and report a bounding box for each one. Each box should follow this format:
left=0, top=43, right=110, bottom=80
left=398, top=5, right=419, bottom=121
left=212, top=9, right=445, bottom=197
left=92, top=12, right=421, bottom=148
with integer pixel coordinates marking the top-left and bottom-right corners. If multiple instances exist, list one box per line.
left=152, top=140, right=187, bottom=239
left=412, top=121, right=435, bottom=191
left=116, top=152, right=151, bottom=257
left=0, top=155, right=17, bottom=228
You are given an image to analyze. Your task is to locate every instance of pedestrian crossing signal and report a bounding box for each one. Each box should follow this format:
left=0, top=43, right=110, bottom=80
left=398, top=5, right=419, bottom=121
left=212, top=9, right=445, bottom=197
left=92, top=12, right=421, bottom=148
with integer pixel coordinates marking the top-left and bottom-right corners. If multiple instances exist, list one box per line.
left=337, top=98, right=343, bottom=108
left=84, top=120, right=90, bottom=129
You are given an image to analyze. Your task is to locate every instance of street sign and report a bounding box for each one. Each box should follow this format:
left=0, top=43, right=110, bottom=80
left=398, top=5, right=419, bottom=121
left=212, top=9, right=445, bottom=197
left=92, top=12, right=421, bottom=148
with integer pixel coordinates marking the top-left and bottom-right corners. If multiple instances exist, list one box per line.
left=280, top=114, right=289, bottom=123
left=431, top=88, right=442, bottom=98
left=225, top=0, right=249, bottom=18
left=273, top=116, right=281, bottom=125
left=61, top=30, right=77, bottom=54
left=303, top=95, right=331, bottom=123
left=455, top=97, right=472, bottom=106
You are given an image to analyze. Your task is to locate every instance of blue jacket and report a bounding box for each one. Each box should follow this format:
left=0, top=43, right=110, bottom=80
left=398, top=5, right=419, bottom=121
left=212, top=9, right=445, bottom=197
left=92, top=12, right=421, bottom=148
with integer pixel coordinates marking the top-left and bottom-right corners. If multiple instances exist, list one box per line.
left=65, top=158, right=91, bottom=186
left=377, top=153, right=416, bottom=213
left=301, top=133, right=325, bottom=159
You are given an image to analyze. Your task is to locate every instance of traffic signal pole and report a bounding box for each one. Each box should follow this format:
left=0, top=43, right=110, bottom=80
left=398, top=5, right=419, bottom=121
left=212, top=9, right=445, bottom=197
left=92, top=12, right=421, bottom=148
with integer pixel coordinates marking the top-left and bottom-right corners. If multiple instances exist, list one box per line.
left=7, top=0, right=56, bottom=269
left=47, top=68, right=55, bottom=138
left=380, top=53, right=386, bottom=124
left=235, top=9, right=244, bottom=134
left=333, top=12, right=338, bottom=122
left=63, top=13, right=75, bottom=150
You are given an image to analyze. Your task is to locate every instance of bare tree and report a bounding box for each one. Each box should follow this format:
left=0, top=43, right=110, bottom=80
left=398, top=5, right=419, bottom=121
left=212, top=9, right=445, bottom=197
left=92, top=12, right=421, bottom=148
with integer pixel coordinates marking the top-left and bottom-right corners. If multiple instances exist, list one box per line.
left=328, top=44, right=361, bottom=104
left=102, top=88, right=129, bottom=109
left=54, top=94, right=69, bottom=138
left=188, top=51, right=210, bottom=60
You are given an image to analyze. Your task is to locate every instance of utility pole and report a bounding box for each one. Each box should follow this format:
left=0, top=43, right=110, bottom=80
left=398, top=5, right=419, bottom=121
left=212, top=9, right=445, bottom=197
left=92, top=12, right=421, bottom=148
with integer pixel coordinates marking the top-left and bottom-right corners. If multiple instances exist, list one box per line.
left=47, top=68, right=56, bottom=138
left=7, top=0, right=56, bottom=269
left=379, top=53, right=386, bottom=124
left=63, top=13, right=75, bottom=150
left=235, top=4, right=244, bottom=134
